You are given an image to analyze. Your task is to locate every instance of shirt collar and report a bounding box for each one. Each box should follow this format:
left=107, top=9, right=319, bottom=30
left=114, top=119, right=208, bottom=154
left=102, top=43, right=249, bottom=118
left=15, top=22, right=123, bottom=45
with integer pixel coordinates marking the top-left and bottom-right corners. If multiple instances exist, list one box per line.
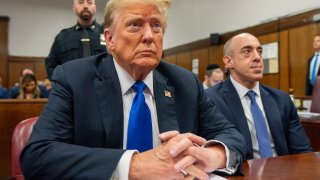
left=75, top=20, right=96, bottom=31
left=230, top=76, right=260, bottom=99
left=113, top=58, right=154, bottom=97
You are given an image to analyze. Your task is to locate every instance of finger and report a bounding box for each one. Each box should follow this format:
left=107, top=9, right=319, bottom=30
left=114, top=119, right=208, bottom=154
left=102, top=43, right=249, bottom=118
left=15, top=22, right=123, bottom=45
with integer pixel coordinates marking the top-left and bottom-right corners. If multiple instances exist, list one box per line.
left=184, top=165, right=209, bottom=180
left=160, top=132, right=207, bottom=147
left=183, top=133, right=207, bottom=146
left=174, top=155, right=197, bottom=171
left=183, top=146, right=210, bottom=167
left=170, top=138, right=193, bottom=157
left=174, top=171, right=186, bottom=180
left=185, top=175, right=195, bottom=180
left=159, top=130, right=180, bottom=141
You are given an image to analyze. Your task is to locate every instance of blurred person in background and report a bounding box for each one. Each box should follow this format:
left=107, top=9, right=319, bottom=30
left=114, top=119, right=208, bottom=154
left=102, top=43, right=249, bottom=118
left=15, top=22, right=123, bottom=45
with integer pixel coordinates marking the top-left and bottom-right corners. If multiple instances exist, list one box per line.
left=203, top=64, right=224, bottom=89
left=0, top=76, right=9, bottom=99
left=9, top=68, right=49, bottom=98
left=306, top=34, right=320, bottom=96
left=17, top=74, right=43, bottom=99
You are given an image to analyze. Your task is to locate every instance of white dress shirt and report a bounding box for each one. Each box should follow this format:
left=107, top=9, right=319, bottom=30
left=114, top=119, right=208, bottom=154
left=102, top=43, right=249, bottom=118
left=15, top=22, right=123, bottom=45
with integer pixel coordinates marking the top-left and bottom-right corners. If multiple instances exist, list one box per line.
left=230, top=76, right=278, bottom=158
left=112, top=58, right=160, bottom=179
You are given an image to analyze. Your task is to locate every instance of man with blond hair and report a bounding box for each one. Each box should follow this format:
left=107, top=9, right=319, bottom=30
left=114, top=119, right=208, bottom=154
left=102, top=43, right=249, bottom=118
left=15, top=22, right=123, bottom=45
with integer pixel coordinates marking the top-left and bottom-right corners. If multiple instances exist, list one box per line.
left=21, top=0, right=245, bottom=179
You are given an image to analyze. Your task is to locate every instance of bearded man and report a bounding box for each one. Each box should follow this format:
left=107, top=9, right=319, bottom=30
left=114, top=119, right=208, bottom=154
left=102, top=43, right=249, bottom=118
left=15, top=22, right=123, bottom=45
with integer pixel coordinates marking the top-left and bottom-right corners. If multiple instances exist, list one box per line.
left=45, top=0, right=107, bottom=80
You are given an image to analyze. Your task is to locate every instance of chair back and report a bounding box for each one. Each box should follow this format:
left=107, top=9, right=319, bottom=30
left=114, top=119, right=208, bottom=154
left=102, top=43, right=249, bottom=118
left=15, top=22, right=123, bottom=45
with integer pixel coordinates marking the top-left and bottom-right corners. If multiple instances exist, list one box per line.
left=11, top=117, right=38, bottom=180
left=311, top=76, right=320, bottom=113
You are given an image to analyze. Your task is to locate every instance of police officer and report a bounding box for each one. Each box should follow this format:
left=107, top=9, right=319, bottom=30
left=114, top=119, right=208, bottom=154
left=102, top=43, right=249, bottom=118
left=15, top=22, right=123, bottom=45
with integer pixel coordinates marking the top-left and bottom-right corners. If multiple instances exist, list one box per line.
left=45, top=0, right=106, bottom=80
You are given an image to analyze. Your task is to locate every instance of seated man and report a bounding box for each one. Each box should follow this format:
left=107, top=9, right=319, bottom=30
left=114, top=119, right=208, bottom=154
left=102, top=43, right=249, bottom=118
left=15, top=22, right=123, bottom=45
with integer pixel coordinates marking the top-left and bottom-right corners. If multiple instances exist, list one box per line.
left=20, top=0, right=246, bottom=179
left=205, top=33, right=313, bottom=159
left=203, top=64, right=224, bottom=89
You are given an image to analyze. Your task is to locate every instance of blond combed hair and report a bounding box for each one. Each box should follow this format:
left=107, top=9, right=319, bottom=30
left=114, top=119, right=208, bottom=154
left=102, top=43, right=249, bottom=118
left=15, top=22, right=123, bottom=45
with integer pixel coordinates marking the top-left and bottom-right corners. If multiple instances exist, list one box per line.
left=104, top=0, right=171, bottom=31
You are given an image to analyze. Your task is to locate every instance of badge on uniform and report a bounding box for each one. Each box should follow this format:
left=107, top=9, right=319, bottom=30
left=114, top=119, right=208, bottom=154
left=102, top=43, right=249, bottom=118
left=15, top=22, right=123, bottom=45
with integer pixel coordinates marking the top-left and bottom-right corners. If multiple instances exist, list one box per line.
left=100, top=34, right=106, bottom=46
left=164, top=90, right=171, bottom=97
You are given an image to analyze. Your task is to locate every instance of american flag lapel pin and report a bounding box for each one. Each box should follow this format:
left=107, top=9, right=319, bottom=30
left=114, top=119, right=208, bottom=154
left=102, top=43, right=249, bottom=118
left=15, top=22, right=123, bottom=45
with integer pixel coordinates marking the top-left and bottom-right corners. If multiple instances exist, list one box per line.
left=164, top=90, right=171, bottom=97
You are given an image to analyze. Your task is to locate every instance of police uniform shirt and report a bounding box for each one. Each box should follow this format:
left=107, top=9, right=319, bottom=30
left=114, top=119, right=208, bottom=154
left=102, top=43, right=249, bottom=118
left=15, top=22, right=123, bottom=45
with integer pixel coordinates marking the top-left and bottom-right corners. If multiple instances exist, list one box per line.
left=45, top=20, right=107, bottom=80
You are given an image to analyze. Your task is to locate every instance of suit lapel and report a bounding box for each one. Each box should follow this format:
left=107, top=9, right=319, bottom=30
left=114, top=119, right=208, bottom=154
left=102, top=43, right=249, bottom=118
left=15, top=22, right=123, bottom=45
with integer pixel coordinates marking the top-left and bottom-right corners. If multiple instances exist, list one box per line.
left=222, top=79, right=254, bottom=157
left=153, top=70, right=180, bottom=133
left=260, top=87, right=286, bottom=154
left=93, top=55, right=123, bottom=149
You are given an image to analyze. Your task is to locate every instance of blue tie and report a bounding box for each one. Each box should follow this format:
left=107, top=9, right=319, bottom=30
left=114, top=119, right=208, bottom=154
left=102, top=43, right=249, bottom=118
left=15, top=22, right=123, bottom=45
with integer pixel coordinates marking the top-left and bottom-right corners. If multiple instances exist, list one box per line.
left=311, top=53, right=319, bottom=86
left=127, top=81, right=153, bottom=152
left=247, top=91, right=273, bottom=158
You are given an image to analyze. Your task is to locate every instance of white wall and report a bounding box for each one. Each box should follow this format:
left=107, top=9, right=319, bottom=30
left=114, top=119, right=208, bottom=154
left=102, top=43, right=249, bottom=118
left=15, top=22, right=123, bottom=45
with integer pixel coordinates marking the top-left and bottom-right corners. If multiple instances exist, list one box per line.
left=0, top=0, right=106, bottom=57
left=0, top=0, right=319, bottom=56
left=164, top=0, right=320, bottom=49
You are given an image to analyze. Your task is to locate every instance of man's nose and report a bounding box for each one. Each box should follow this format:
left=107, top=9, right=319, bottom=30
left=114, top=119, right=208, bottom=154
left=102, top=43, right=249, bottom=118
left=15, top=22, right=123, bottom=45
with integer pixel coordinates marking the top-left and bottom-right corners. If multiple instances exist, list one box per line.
left=252, top=50, right=262, bottom=61
left=83, top=1, right=89, bottom=7
left=141, top=25, right=154, bottom=43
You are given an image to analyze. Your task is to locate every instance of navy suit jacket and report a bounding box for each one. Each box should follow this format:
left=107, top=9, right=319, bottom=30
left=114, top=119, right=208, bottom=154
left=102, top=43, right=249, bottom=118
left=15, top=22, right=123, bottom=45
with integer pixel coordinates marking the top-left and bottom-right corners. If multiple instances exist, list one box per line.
left=205, top=78, right=313, bottom=159
left=20, top=53, right=246, bottom=179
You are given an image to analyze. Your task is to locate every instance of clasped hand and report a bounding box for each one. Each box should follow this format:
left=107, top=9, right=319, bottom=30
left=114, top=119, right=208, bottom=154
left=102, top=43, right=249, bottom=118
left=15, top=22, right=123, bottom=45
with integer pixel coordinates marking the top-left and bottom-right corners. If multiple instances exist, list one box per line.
left=129, top=131, right=226, bottom=179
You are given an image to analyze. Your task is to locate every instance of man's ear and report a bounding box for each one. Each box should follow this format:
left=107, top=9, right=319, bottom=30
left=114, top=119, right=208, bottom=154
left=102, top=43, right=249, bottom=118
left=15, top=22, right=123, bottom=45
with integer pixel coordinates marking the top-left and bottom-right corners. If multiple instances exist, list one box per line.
left=223, top=55, right=234, bottom=69
left=104, top=28, right=114, bottom=51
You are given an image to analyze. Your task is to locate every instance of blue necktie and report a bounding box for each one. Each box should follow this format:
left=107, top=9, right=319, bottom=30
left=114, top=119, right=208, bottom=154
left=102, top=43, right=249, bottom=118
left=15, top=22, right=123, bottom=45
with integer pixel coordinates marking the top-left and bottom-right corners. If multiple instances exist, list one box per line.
left=247, top=91, right=273, bottom=158
left=311, top=54, right=319, bottom=86
left=127, top=81, right=152, bottom=152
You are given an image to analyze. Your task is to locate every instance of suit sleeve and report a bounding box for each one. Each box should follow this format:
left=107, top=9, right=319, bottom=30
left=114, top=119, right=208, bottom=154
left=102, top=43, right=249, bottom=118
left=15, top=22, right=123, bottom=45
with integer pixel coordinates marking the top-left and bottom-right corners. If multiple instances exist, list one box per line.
left=196, top=77, right=246, bottom=172
left=20, top=65, right=125, bottom=179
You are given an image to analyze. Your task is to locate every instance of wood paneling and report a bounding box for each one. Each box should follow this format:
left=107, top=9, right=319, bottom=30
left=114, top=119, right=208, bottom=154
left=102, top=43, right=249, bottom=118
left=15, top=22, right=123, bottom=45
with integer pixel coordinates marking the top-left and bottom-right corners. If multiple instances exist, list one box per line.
left=0, top=99, right=47, bottom=178
left=191, top=48, right=208, bottom=81
left=221, top=20, right=280, bottom=45
left=165, top=38, right=209, bottom=57
left=260, top=74, right=279, bottom=88
left=289, top=24, right=318, bottom=96
left=0, top=16, right=9, bottom=88
left=257, top=33, right=280, bottom=88
left=279, top=9, right=320, bottom=30
left=208, top=45, right=224, bottom=69
left=279, top=30, right=290, bottom=92
left=7, top=56, right=46, bottom=88
left=257, top=32, right=278, bottom=43
left=163, top=54, right=177, bottom=64
left=176, top=52, right=192, bottom=71
left=164, top=9, right=320, bottom=57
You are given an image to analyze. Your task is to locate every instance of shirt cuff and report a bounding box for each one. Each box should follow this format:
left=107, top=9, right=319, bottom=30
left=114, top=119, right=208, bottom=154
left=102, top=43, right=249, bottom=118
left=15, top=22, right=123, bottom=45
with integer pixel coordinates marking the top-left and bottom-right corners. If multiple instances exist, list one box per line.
left=204, top=140, right=239, bottom=174
left=111, top=150, right=138, bottom=180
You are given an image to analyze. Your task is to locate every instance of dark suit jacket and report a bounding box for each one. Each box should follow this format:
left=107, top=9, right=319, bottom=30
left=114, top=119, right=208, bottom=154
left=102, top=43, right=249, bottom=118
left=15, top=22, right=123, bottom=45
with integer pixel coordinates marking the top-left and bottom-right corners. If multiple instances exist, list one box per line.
left=205, top=78, right=313, bottom=159
left=20, top=53, right=246, bottom=179
left=306, top=55, right=320, bottom=96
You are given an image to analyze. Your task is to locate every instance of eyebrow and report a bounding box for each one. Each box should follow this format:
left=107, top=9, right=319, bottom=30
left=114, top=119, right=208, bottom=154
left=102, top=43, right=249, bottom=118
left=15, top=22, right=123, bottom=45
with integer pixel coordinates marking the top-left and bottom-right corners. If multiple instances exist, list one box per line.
left=241, top=45, right=262, bottom=50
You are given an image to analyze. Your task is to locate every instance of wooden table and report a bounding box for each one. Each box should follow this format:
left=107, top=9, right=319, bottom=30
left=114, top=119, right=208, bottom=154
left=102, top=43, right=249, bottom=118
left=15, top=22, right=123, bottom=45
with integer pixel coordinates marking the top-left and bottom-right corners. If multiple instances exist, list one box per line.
left=300, top=118, right=320, bottom=151
left=227, top=152, right=320, bottom=180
